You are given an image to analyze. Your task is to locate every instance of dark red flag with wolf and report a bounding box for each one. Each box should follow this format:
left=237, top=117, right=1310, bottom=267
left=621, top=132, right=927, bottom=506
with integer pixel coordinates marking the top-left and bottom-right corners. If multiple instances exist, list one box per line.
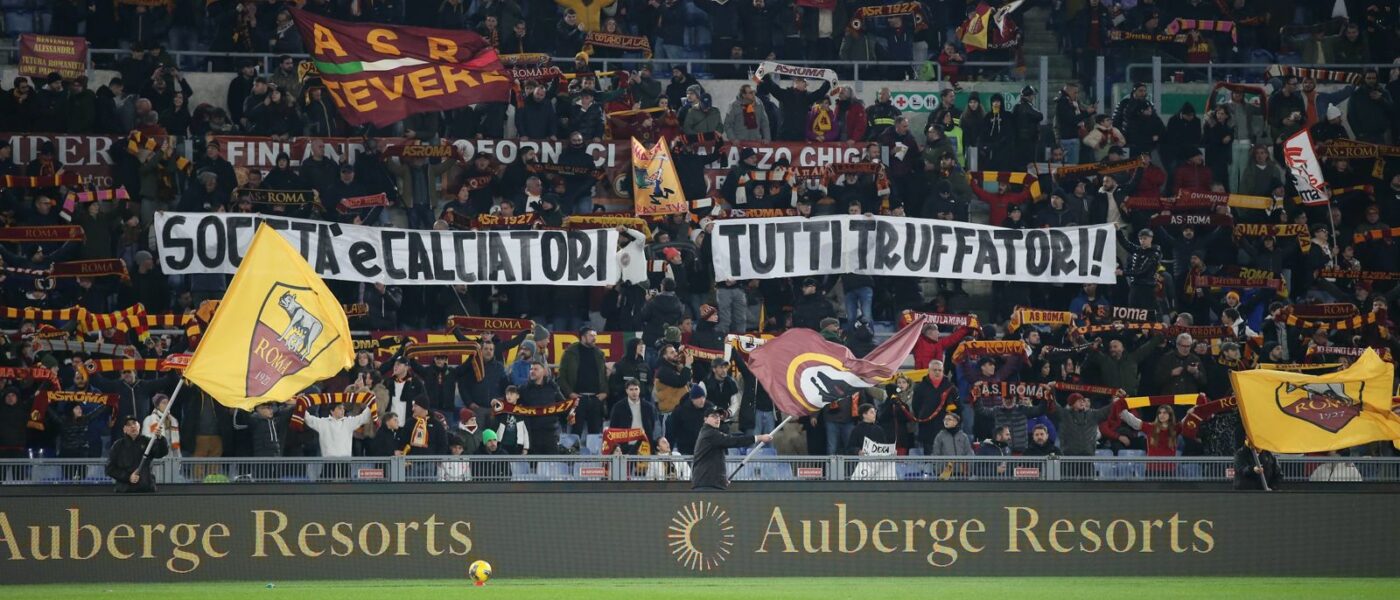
left=745, top=314, right=929, bottom=416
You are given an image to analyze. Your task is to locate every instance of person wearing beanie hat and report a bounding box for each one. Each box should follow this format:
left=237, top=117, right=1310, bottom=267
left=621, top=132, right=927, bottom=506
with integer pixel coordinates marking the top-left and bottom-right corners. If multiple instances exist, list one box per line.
left=819, top=317, right=843, bottom=345
left=1011, top=84, right=1044, bottom=169
left=663, top=379, right=710, bottom=455
left=1119, top=223, right=1163, bottom=310
left=792, top=275, right=837, bottom=332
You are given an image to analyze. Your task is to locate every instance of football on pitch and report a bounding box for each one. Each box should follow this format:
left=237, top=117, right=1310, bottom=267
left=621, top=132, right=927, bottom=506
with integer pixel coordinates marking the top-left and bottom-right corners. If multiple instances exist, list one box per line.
left=468, top=559, right=492, bottom=584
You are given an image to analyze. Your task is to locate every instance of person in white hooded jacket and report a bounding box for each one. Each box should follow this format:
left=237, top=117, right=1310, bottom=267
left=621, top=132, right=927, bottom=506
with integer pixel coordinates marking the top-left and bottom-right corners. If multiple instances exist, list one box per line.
left=303, top=403, right=373, bottom=458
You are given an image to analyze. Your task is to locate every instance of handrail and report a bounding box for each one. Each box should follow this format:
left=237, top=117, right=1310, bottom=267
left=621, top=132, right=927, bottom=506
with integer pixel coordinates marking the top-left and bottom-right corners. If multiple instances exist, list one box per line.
left=3, top=454, right=1394, bottom=484
left=1122, top=58, right=1399, bottom=109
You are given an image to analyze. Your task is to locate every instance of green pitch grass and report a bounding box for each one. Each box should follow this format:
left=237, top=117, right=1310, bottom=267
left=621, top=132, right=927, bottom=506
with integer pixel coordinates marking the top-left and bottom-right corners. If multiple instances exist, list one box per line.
left=8, top=578, right=1400, bottom=599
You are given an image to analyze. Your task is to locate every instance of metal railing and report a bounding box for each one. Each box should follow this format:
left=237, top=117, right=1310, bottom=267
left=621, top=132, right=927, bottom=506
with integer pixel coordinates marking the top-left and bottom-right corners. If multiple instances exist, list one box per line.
left=1123, top=58, right=1400, bottom=114
left=3, top=454, right=1396, bottom=485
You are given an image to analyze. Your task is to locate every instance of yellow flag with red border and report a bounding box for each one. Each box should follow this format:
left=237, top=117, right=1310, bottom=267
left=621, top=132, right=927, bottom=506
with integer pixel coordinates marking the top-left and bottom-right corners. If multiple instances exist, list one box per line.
left=1230, top=349, right=1400, bottom=453
left=183, top=224, right=354, bottom=410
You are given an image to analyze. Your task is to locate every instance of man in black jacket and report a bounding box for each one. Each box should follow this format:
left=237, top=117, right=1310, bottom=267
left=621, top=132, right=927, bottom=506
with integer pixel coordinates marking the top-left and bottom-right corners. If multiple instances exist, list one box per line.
left=106, top=416, right=167, bottom=493
left=691, top=405, right=769, bottom=490
left=519, top=361, right=566, bottom=455
left=1118, top=228, right=1163, bottom=310
left=757, top=74, right=831, bottom=141
left=1233, top=444, right=1280, bottom=491
left=791, top=278, right=836, bottom=331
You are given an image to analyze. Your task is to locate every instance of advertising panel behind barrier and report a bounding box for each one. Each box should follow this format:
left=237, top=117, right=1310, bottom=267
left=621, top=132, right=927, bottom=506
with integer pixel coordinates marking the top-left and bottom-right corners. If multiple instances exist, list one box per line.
left=0, top=486, right=1395, bottom=582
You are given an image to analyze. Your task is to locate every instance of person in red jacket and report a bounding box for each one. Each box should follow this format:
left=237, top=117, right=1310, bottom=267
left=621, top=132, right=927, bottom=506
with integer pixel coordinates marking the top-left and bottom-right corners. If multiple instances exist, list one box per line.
left=971, top=180, right=1031, bottom=226
left=1170, top=148, right=1214, bottom=194
left=912, top=322, right=975, bottom=372
left=1134, top=151, right=1168, bottom=199
left=835, top=87, right=868, bottom=142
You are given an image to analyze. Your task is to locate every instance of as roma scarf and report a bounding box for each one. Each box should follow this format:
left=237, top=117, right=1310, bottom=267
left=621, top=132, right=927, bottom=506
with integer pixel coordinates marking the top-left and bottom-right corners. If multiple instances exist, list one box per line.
left=1256, top=362, right=1342, bottom=372
left=0, top=225, right=85, bottom=242
left=1181, top=396, right=1237, bottom=441
left=0, top=173, right=83, bottom=188
left=1291, top=303, right=1358, bottom=320
left=584, top=32, right=653, bottom=58
left=1315, top=268, right=1400, bottom=282
left=1124, top=393, right=1203, bottom=410
left=471, top=214, right=539, bottom=229
left=1051, top=381, right=1125, bottom=398
left=491, top=396, right=576, bottom=417
left=0, top=366, right=60, bottom=389
left=971, top=381, right=1054, bottom=401
left=338, top=193, right=390, bottom=212
left=1054, top=155, right=1147, bottom=178
left=899, top=310, right=979, bottom=329
left=29, top=391, right=119, bottom=430
left=564, top=213, right=652, bottom=239
left=1071, top=322, right=1166, bottom=337
left=1353, top=227, right=1400, bottom=245
left=447, top=316, right=534, bottom=332
left=601, top=427, right=647, bottom=454
left=950, top=340, right=1026, bottom=365
left=1008, top=307, right=1076, bottom=332
left=971, top=170, right=1043, bottom=200
left=291, top=392, right=380, bottom=431
left=1283, top=311, right=1385, bottom=332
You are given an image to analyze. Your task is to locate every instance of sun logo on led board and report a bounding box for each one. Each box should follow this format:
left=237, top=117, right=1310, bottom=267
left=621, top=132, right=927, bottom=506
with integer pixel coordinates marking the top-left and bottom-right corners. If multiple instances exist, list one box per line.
left=667, top=501, right=735, bottom=571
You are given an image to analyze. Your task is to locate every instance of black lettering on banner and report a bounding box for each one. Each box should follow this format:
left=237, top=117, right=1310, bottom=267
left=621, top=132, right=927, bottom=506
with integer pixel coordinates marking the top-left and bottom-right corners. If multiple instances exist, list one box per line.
left=903, top=222, right=930, bottom=271
left=161, top=215, right=192, bottom=270
left=1091, top=229, right=1107, bottom=277
left=1078, top=228, right=1089, bottom=278
left=289, top=221, right=318, bottom=261
left=315, top=223, right=341, bottom=275
left=567, top=230, right=595, bottom=280
left=930, top=224, right=952, bottom=271
left=827, top=219, right=842, bottom=269
left=972, top=230, right=999, bottom=275
left=381, top=230, right=408, bottom=280
left=594, top=229, right=608, bottom=280
left=952, top=229, right=974, bottom=272
left=510, top=231, right=540, bottom=282
left=452, top=232, right=477, bottom=283
left=429, top=232, right=451, bottom=281
left=197, top=216, right=226, bottom=269
left=487, top=234, right=515, bottom=281
left=1050, top=230, right=1075, bottom=276
left=750, top=223, right=775, bottom=274
left=801, top=220, right=827, bottom=271
left=540, top=230, right=567, bottom=280
left=850, top=220, right=876, bottom=270
left=993, top=229, right=1020, bottom=276
left=874, top=220, right=899, bottom=270
left=406, top=233, right=432, bottom=281
left=719, top=223, right=745, bottom=276
left=348, top=241, right=380, bottom=277
left=1025, top=230, right=1049, bottom=276
left=476, top=234, right=489, bottom=282
left=775, top=222, right=803, bottom=272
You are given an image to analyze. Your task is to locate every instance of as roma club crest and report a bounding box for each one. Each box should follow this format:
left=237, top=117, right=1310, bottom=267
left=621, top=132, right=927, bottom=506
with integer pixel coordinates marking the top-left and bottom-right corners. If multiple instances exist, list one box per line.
left=784, top=353, right=873, bottom=413
left=247, top=283, right=340, bottom=397
left=1275, top=382, right=1364, bottom=434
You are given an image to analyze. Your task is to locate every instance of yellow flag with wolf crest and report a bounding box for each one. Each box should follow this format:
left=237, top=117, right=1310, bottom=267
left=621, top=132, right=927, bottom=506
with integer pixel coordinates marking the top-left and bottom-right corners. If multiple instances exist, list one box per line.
left=183, top=224, right=354, bottom=410
left=1230, top=349, right=1400, bottom=453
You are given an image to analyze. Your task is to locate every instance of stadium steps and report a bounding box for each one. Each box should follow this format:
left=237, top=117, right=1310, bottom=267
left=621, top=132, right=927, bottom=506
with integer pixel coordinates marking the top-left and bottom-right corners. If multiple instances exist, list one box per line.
left=1019, top=7, right=1074, bottom=84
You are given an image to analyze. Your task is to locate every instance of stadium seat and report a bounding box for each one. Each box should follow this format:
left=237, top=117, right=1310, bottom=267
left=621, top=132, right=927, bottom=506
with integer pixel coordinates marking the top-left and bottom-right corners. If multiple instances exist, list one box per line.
left=585, top=434, right=602, bottom=455
left=509, top=461, right=530, bottom=479
left=558, top=433, right=580, bottom=452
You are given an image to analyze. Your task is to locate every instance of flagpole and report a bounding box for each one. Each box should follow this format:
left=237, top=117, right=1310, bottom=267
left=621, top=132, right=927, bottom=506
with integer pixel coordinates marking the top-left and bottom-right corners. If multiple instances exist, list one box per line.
left=1249, top=444, right=1272, bottom=492
left=728, top=414, right=795, bottom=481
left=137, top=379, right=183, bottom=472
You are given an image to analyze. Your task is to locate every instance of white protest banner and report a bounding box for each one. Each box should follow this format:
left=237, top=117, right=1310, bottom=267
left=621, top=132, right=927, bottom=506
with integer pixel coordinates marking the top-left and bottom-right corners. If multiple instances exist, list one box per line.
left=155, top=212, right=643, bottom=286
left=710, top=215, right=1115, bottom=284
left=1283, top=129, right=1329, bottom=207
left=852, top=438, right=896, bottom=481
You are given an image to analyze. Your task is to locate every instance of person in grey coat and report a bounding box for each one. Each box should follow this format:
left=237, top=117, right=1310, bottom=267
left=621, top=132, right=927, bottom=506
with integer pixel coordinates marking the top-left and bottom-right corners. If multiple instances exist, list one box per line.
left=931, top=412, right=974, bottom=478
left=724, top=85, right=771, bottom=141
left=1052, top=392, right=1123, bottom=456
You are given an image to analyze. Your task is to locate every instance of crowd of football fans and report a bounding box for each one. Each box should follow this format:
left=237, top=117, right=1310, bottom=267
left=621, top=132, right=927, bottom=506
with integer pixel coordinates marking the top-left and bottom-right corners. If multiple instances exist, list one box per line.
left=0, top=1, right=1397, bottom=483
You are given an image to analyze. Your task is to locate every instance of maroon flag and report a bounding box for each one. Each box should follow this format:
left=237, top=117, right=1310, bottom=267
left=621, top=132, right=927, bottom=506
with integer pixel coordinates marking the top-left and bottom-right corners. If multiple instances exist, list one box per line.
left=746, top=315, right=929, bottom=415
left=290, top=8, right=510, bottom=127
